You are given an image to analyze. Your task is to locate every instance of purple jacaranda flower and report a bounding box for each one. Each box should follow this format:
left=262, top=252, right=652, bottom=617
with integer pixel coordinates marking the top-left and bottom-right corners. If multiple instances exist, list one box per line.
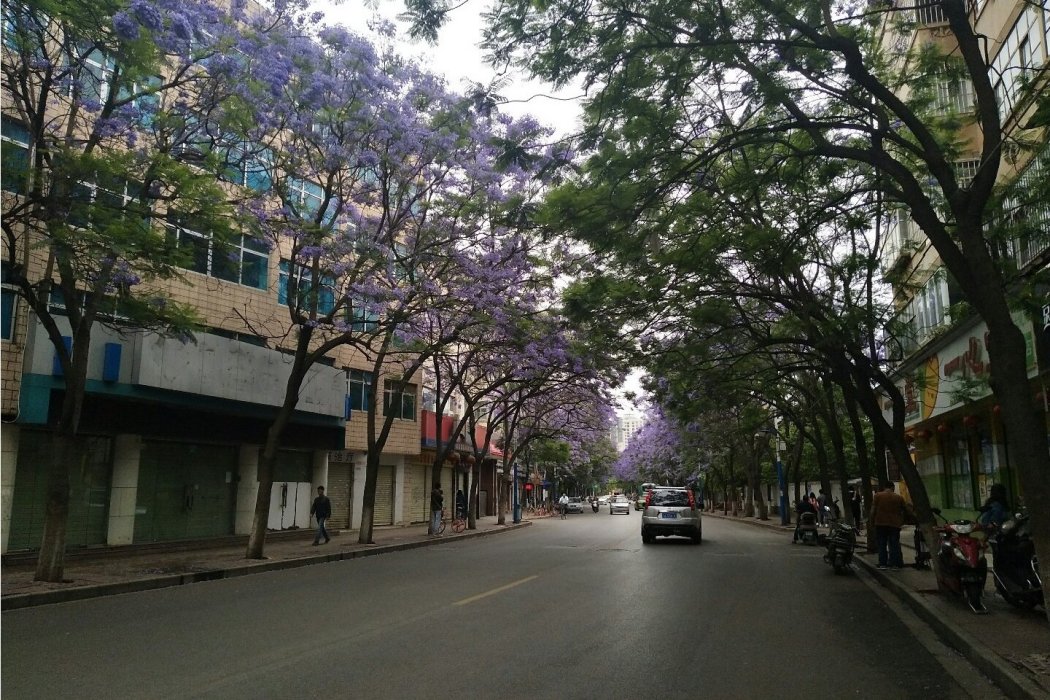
left=113, top=12, right=139, bottom=40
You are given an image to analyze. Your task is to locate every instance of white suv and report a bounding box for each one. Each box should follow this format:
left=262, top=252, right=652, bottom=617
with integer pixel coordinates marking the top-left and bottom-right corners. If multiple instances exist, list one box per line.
left=641, top=487, right=702, bottom=544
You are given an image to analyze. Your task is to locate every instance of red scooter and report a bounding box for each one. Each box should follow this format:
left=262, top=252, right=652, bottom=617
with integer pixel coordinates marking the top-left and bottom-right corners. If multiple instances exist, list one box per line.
left=931, top=508, right=988, bottom=614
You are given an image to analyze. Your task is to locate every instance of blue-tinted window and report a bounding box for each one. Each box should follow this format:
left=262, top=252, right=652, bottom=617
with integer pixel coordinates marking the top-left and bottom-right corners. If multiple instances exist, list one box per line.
left=1, top=116, right=30, bottom=193
left=348, top=369, right=372, bottom=411
left=1, top=261, right=16, bottom=340
left=278, top=260, right=334, bottom=314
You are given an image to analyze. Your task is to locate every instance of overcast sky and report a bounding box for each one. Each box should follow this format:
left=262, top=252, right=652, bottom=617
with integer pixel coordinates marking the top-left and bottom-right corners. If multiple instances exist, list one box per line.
left=314, top=0, right=585, bottom=136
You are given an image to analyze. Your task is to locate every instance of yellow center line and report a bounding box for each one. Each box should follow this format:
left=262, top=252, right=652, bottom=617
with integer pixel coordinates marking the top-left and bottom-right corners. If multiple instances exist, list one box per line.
left=453, top=575, right=539, bottom=607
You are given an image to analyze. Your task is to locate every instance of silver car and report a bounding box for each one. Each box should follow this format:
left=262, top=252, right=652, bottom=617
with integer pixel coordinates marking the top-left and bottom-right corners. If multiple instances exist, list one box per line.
left=609, top=495, right=631, bottom=515
left=641, top=486, right=702, bottom=544
left=565, top=497, right=584, bottom=514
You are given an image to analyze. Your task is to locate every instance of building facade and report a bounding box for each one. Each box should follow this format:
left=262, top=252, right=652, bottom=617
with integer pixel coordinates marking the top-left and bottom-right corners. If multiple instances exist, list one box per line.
left=878, top=1, right=1050, bottom=518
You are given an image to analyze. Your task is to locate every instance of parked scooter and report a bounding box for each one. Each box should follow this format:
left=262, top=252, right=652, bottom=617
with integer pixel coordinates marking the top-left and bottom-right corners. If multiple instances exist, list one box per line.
left=821, top=505, right=857, bottom=574
left=986, top=509, right=1044, bottom=610
left=795, top=512, right=819, bottom=545
left=931, top=507, right=988, bottom=614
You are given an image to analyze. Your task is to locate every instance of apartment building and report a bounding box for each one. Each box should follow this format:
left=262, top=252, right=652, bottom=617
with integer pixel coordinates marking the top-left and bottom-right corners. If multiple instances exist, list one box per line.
left=0, top=6, right=434, bottom=554
left=879, top=1, right=1049, bottom=518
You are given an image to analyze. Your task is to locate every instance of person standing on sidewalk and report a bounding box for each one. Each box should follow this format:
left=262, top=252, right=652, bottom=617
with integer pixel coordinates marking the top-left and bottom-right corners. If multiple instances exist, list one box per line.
left=430, top=485, right=444, bottom=536
left=870, top=481, right=905, bottom=570
left=848, top=485, right=862, bottom=533
left=310, top=486, right=332, bottom=545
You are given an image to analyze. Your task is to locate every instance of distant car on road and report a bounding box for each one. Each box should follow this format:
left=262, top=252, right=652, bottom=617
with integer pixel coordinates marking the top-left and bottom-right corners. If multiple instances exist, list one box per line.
left=641, top=486, right=701, bottom=544
left=566, top=497, right=583, bottom=514
left=609, top=495, right=631, bottom=515
left=598, top=495, right=610, bottom=505
left=636, top=482, right=657, bottom=510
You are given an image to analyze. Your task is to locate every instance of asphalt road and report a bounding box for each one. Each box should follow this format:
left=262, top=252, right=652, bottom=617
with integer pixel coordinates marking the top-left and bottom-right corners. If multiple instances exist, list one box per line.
left=2, top=510, right=997, bottom=699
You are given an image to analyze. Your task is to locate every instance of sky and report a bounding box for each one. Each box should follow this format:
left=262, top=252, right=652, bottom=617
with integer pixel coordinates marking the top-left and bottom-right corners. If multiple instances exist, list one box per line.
left=313, top=0, right=586, bottom=137
left=311, top=1, right=647, bottom=413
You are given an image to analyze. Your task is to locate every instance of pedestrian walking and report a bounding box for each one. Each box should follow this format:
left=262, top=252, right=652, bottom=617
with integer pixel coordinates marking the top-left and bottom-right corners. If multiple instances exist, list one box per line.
left=870, top=481, right=906, bottom=570
left=430, top=485, right=444, bottom=536
left=310, top=486, right=331, bottom=545
left=816, top=489, right=828, bottom=526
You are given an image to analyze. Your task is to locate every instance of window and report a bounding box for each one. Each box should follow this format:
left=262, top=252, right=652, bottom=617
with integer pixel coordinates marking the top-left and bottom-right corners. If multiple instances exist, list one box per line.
left=1, top=116, right=30, bottom=193
left=348, top=370, right=372, bottom=412
left=278, top=259, right=335, bottom=314
left=116, top=75, right=162, bottom=128
left=221, top=145, right=273, bottom=193
left=954, top=159, right=981, bottom=188
left=1005, top=147, right=1050, bottom=268
left=75, top=45, right=114, bottom=105
left=168, top=215, right=267, bottom=289
left=1, top=261, right=17, bottom=340
left=931, top=76, right=974, bottom=116
left=384, top=379, right=416, bottom=421
left=990, top=6, right=1047, bottom=120
left=287, top=178, right=324, bottom=219
left=349, top=297, right=380, bottom=331
left=66, top=175, right=144, bottom=230
left=905, top=270, right=950, bottom=345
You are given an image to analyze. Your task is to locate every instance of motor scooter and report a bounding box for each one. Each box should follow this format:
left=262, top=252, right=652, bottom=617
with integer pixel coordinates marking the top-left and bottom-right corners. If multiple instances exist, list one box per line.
left=821, top=506, right=856, bottom=574
left=987, top=509, right=1044, bottom=610
left=931, top=507, right=988, bottom=614
left=591, top=498, right=599, bottom=513
left=795, top=512, right=819, bottom=545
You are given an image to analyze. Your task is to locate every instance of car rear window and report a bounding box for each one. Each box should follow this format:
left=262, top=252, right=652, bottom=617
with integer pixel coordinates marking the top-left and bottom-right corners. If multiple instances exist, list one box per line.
left=650, top=489, right=690, bottom=507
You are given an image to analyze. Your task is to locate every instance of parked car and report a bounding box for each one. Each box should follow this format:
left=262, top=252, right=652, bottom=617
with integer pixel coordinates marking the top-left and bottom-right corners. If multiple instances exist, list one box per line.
left=641, top=486, right=702, bottom=544
left=609, top=495, right=631, bottom=515
left=566, top=497, right=584, bottom=514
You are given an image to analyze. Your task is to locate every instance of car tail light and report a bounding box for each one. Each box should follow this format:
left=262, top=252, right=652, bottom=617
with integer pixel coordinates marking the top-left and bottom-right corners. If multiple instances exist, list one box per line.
left=687, top=490, right=695, bottom=508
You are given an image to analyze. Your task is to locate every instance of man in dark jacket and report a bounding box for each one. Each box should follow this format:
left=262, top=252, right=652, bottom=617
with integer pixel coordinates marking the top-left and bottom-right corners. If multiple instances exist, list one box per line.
left=310, top=486, right=332, bottom=545
left=430, top=485, right=444, bottom=536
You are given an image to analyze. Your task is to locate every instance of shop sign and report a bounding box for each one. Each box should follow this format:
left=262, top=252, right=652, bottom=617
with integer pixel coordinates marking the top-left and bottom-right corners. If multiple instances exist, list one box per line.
left=943, top=335, right=988, bottom=378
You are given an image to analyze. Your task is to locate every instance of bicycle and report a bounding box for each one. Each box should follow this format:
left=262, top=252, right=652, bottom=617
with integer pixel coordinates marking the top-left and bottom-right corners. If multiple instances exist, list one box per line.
left=438, top=509, right=467, bottom=534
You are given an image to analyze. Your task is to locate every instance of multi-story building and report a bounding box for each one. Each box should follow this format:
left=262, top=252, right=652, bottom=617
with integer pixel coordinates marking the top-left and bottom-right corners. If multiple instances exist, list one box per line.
left=611, top=410, right=645, bottom=453
left=0, top=6, right=457, bottom=554
left=879, top=1, right=1049, bottom=518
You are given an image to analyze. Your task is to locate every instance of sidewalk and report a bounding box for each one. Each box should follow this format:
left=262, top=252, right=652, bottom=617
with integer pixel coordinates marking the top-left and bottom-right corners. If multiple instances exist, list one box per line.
left=704, top=510, right=1050, bottom=700
left=1, top=515, right=531, bottom=610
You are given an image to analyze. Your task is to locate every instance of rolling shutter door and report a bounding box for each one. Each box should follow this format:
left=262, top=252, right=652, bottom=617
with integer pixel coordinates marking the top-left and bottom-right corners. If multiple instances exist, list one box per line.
left=407, top=464, right=428, bottom=524
left=327, top=461, right=352, bottom=529
left=374, top=465, right=395, bottom=526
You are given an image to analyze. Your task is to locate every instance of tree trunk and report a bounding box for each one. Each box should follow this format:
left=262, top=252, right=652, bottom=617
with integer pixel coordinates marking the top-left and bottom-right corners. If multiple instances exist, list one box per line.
left=357, top=451, right=379, bottom=544
left=34, top=436, right=76, bottom=582
left=34, top=326, right=91, bottom=583
left=982, top=315, right=1050, bottom=623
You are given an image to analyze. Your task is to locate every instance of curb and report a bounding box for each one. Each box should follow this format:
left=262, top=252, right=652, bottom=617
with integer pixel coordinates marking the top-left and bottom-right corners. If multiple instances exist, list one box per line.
left=857, top=557, right=1045, bottom=700
left=704, top=512, right=1044, bottom=700
left=1, top=521, right=530, bottom=611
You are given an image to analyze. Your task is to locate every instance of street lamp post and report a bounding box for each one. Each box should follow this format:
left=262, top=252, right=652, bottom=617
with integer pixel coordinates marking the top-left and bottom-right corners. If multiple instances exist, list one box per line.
left=512, top=463, right=521, bottom=523
left=757, top=427, right=789, bottom=527
left=774, top=440, right=788, bottom=527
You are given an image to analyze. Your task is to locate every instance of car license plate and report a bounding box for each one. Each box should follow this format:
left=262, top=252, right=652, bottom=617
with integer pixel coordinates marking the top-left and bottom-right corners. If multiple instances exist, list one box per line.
left=660, top=512, right=677, bottom=519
